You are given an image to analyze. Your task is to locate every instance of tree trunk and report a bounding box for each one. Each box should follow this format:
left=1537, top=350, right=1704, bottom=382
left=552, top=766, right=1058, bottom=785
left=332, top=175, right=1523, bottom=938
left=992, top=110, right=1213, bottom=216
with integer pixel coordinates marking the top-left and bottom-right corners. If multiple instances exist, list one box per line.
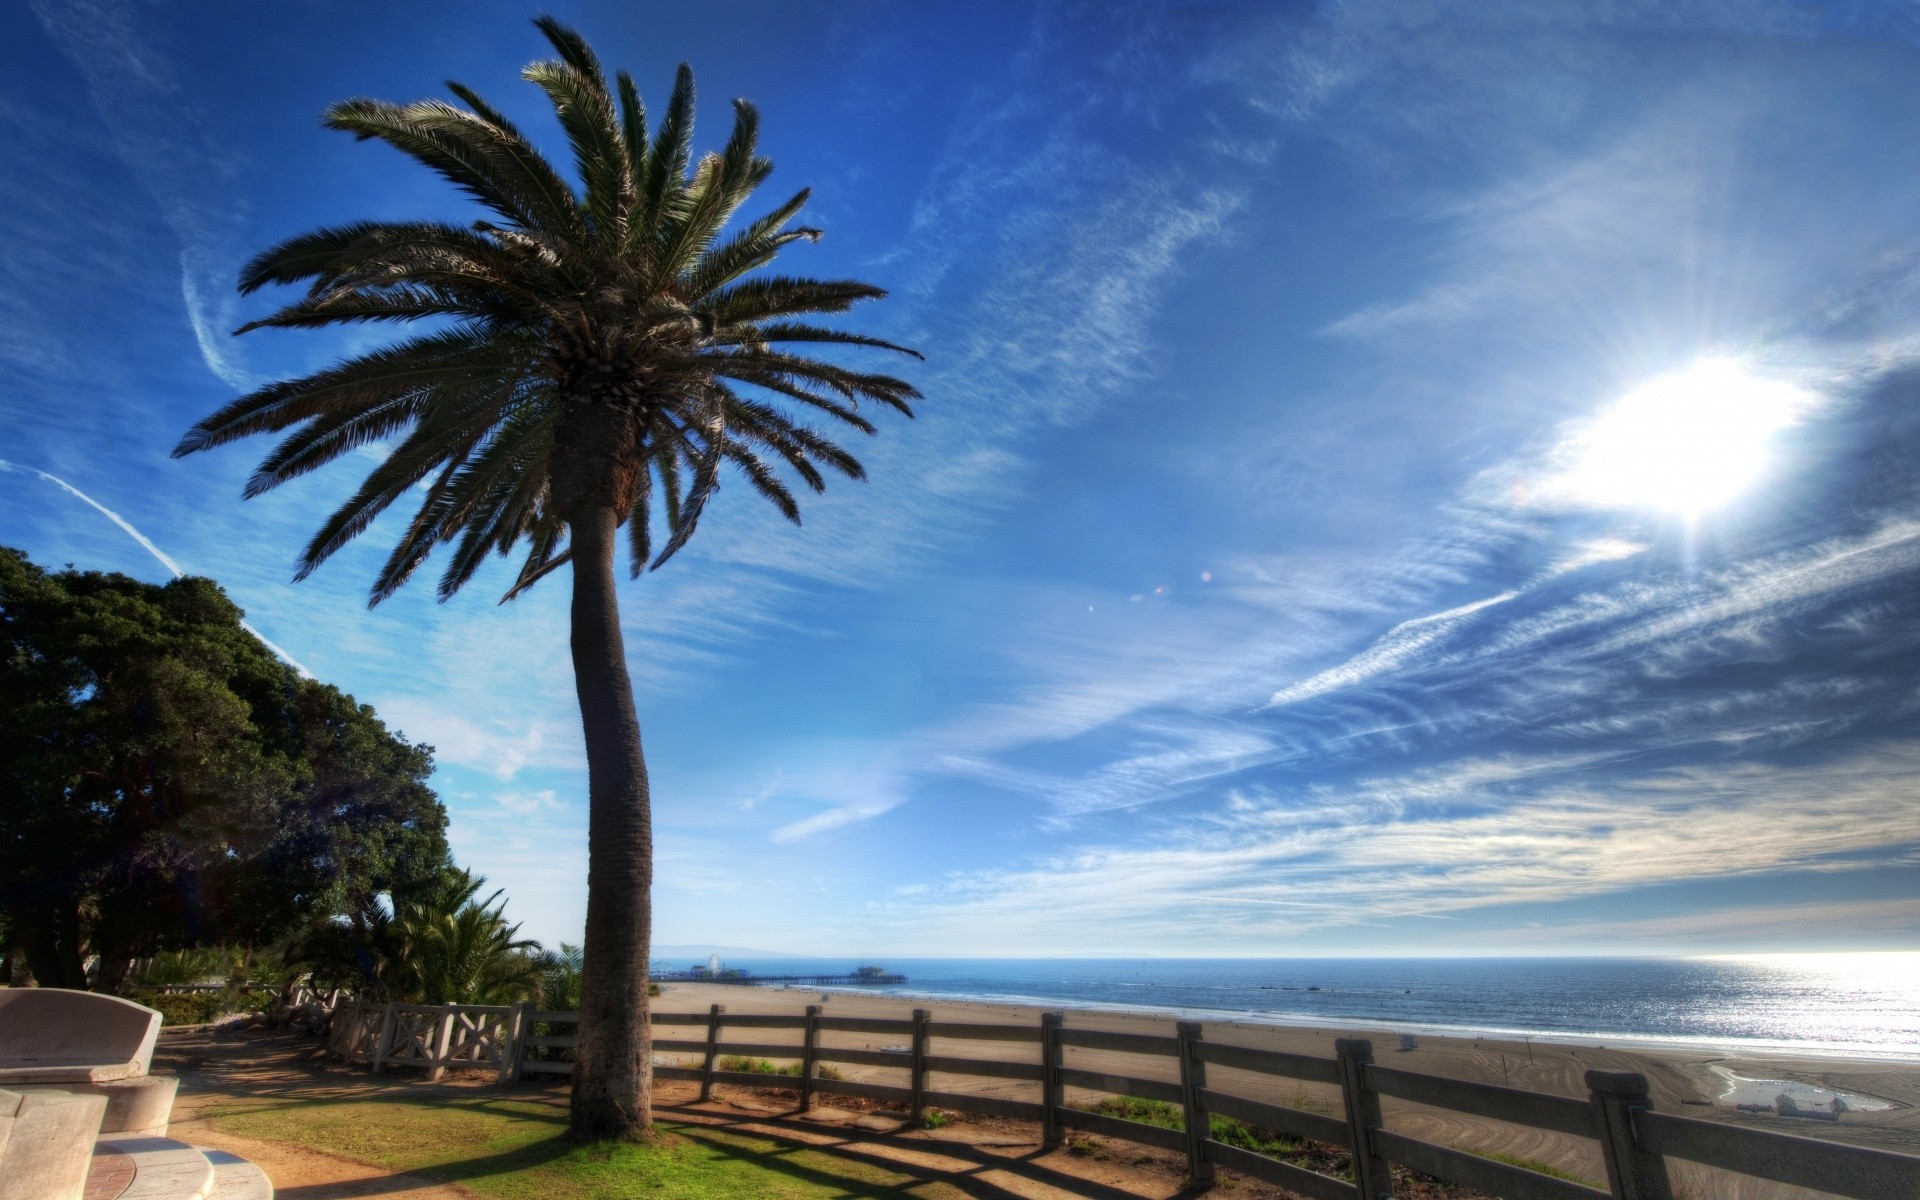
left=565, top=503, right=655, bottom=1141
left=14, top=901, right=88, bottom=990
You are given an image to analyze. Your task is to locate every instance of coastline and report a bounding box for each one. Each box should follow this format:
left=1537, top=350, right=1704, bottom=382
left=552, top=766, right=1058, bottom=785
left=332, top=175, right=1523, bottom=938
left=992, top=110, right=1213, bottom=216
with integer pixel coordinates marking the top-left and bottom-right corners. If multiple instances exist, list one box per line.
left=656, top=979, right=1920, bottom=1194
left=840, top=982, right=1920, bottom=1063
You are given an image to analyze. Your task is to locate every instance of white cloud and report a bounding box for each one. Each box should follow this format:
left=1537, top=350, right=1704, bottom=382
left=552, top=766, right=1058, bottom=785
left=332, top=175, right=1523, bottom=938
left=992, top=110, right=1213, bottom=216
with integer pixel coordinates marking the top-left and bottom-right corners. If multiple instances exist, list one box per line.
left=374, top=696, right=578, bottom=782
left=495, top=790, right=562, bottom=816
left=852, top=745, right=1920, bottom=954
left=1268, top=590, right=1520, bottom=708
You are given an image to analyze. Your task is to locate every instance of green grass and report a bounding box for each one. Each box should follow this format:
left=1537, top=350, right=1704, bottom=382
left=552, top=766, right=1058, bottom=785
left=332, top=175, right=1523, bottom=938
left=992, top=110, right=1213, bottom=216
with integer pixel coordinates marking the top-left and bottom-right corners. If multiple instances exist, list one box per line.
left=1078, top=1096, right=1310, bottom=1157
left=1477, top=1150, right=1603, bottom=1188
left=716, top=1055, right=803, bottom=1076
left=209, top=1093, right=964, bottom=1199
left=713, top=1056, right=844, bottom=1081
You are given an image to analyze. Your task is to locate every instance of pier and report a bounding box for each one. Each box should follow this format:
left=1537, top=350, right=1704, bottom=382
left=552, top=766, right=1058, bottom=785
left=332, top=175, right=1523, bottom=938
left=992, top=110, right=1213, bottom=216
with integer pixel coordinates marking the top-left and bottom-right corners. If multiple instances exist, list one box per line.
left=655, top=966, right=907, bottom=987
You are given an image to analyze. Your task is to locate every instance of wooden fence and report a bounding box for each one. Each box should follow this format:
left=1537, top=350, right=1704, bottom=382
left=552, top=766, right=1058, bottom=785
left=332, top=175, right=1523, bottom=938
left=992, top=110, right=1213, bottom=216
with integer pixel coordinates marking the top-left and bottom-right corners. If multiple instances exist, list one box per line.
left=322, top=999, right=1920, bottom=1200
left=327, top=999, right=523, bottom=1082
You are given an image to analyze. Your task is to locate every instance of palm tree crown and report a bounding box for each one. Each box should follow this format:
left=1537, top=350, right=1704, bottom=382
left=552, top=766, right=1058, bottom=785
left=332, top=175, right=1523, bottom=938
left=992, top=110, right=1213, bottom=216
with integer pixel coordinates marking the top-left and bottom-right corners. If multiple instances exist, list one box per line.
left=175, top=16, right=920, bottom=602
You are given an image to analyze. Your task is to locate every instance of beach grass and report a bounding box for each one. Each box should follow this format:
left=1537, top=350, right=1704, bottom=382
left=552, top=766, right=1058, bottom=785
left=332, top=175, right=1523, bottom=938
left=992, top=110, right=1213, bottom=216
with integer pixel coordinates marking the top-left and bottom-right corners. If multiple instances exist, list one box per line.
left=208, top=1092, right=962, bottom=1199
left=1079, top=1094, right=1316, bottom=1157
left=1477, top=1150, right=1603, bottom=1188
left=715, top=1055, right=844, bottom=1080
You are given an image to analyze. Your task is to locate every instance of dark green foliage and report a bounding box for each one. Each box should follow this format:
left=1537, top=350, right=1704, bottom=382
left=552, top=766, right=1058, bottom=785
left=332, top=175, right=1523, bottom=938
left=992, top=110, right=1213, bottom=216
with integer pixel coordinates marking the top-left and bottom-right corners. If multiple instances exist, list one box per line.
left=0, top=547, right=448, bottom=991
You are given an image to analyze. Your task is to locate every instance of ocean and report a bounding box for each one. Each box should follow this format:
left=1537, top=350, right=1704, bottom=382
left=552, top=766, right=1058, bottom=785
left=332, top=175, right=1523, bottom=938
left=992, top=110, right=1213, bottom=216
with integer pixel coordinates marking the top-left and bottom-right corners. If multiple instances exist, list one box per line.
left=664, top=954, right=1920, bottom=1060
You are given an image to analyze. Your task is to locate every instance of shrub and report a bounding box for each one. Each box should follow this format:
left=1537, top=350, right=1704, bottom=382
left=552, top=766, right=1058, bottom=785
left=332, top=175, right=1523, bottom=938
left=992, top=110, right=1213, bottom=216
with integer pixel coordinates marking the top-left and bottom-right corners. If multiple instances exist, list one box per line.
left=1477, top=1151, right=1601, bottom=1188
left=1078, top=1095, right=1307, bottom=1157
left=920, top=1109, right=952, bottom=1129
left=126, top=988, right=264, bottom=1027
left=719, top=1055, right=802, bottom=1076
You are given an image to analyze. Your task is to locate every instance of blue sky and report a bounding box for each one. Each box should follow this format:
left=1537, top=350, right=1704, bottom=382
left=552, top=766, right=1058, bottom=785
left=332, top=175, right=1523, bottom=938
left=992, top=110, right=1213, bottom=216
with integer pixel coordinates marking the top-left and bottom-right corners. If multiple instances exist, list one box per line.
left=7, top=0, right=1920, bottom=957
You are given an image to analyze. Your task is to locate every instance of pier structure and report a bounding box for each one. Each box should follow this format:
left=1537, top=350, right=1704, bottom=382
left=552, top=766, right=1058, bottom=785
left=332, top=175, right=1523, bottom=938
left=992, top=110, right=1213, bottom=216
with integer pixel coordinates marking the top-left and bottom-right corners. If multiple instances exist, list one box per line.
left=654, top=968, right=906, bottom=987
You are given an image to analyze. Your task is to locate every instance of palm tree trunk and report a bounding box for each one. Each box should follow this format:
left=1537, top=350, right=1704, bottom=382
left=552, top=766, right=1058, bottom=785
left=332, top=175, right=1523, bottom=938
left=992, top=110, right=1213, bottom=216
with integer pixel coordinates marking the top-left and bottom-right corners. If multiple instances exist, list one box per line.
left=565, top=502, right=655, bottom=1141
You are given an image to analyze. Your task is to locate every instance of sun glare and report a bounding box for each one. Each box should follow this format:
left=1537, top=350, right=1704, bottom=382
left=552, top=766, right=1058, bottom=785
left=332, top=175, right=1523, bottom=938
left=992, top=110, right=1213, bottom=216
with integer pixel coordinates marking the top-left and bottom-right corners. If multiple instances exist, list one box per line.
left=1552, top=357, right=1813, bottom=518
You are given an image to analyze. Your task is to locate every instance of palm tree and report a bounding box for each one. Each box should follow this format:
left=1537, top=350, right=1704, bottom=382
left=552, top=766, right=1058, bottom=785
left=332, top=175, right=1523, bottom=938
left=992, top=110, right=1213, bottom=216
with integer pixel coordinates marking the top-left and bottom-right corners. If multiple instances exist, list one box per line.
left=173, top=18, right=919, bottom=1140
left=534, top=941, right=586, bottom=1011
left=389, top=868, right=541, bottom=1005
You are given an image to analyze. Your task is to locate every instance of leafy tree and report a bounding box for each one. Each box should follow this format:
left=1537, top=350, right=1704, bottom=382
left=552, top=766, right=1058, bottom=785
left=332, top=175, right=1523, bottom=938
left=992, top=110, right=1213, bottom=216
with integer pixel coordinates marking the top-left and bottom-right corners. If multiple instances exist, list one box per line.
left=173, top=19, right=918, bottom=1140
left=0, top=547, right=447, bottom=990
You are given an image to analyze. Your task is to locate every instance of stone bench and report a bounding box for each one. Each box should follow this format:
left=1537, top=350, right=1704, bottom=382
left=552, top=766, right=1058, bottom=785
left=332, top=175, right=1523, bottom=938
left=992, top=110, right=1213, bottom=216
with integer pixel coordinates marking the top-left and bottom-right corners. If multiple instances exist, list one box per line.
left=0, top=989, right=177, bottom=1135
left=0, top=1085, right=109, bottom=1200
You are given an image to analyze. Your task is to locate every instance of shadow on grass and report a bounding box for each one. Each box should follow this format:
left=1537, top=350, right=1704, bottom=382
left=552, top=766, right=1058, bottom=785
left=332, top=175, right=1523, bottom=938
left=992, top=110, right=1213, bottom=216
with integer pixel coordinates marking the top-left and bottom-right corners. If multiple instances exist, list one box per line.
left=655, top=1102, right=1214, bottom=1200
left=258, top=1100, right=1210, bottom=1199
left=173, top=1032, right=1206, bottom=1198
left=266, top=1119, right=942, bottom=1200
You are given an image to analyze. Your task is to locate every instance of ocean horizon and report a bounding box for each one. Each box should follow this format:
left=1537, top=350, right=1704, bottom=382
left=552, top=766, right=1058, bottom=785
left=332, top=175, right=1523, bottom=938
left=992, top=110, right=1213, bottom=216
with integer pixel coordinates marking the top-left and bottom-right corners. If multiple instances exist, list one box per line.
left=655, top=953, right=1920, bottom=1061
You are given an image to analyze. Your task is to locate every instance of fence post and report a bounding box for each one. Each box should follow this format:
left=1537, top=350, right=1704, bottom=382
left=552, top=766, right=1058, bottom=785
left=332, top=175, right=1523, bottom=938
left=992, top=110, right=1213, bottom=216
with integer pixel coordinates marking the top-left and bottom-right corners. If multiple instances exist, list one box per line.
left=909, top=1008, right=931, bottom=1125
left=800, top=1004, right=822, bottom=1112
left=429, top=1006, right=457, bottom=1082
left=1336, top=1038, right=1393, bottom=1199
left=1176, top=1021, right=1213, bottom=1185
left=371, top=1003, right=397, bottom=1074
left=1587, top=1071, right=1673, bottom=1200
left=1040, top=1011, right=1064, bottom=1148
left=699, top=1003, right=725, bottom=1102
left=500, top=1002, right=532, bottom=1085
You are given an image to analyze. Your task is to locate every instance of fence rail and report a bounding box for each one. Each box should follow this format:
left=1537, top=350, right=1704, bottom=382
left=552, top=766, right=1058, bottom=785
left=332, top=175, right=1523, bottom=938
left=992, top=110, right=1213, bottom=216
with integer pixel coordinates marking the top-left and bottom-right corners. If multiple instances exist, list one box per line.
left=318, top=997, right=1920, bottom=1200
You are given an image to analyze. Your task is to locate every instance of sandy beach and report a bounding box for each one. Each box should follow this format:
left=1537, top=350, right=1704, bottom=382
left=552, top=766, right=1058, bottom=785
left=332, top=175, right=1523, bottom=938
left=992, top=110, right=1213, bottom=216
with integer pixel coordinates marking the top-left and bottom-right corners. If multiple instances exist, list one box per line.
left=658, top=981, right=1920, bottom=1198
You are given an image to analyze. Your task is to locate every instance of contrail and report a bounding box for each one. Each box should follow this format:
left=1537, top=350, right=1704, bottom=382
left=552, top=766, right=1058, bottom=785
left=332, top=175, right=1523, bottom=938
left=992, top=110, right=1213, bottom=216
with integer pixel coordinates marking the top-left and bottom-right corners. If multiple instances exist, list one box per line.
left=0, top=459, right=314, bottom=678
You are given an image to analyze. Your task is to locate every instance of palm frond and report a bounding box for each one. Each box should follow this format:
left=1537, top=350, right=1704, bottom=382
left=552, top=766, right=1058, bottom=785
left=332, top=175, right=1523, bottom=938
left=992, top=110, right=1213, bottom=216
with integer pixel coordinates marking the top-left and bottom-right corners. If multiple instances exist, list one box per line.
left=705, top=276, right=889, bottom=323
left=175, top=327, right=515, bottom=455
left=638, top=64, right=696, bottom=233
left=521, top=50, right=630, bottom=240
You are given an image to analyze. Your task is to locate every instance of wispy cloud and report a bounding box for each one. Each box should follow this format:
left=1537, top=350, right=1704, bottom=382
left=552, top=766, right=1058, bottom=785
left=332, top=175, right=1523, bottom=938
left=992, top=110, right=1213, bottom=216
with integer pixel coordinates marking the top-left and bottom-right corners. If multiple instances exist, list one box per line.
left=1268, top=590, right=1520, bottom=707
left=28, top=0, right=259, bottom=389
left=853, top=744, right=1920, bottom=953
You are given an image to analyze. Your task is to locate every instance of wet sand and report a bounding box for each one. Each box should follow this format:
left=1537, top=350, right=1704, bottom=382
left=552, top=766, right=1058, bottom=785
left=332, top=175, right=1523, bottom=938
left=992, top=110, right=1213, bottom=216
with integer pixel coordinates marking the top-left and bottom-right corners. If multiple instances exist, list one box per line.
left=659, top=981, right=1920, bottom=1199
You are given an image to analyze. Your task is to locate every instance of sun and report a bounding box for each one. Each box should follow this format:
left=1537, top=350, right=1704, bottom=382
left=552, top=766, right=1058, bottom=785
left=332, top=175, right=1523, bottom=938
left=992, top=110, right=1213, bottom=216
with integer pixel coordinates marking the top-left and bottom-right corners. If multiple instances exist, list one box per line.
left=1550, top=357, right=1813, bottom=518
